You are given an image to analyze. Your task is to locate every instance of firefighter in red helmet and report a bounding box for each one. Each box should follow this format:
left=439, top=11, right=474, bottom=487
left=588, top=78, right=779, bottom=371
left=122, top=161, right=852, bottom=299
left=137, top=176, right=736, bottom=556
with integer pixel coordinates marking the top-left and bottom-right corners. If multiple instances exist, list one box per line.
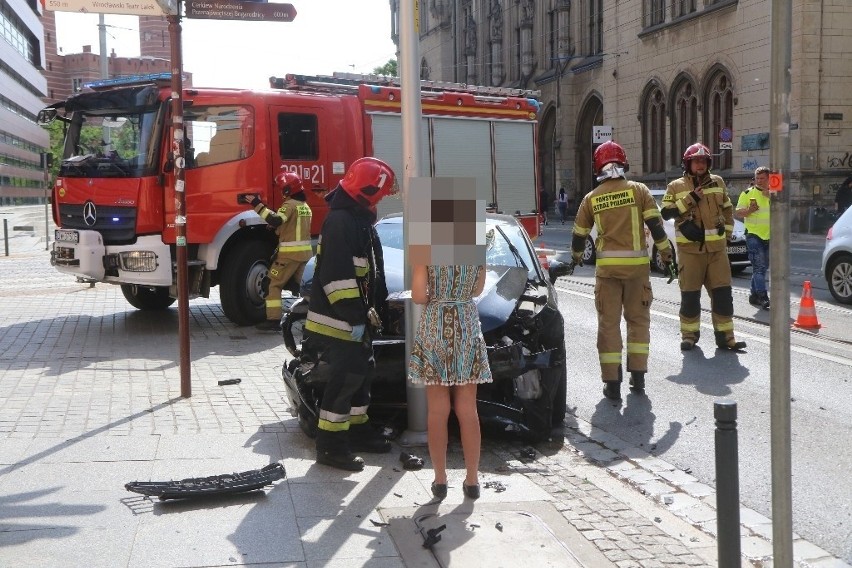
left=304, top=157, right=398, bottom=471
left=661, top=143, right=746, bottom=351
left=242, top=171, right=313, bottom=332
left=571, top=141, right=672, bottom=400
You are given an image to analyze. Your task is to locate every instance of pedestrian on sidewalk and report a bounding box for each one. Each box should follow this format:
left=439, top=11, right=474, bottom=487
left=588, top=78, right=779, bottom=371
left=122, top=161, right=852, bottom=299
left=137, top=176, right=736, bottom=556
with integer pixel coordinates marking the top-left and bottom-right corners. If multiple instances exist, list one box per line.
left=662, top=143, right=746, bottom=352
left=242, top=172, right=313, bottom=332
left=836, top=174, right=852, bottom=214
left=408, top=195, right=492, bottom=500
left=735, top=166, right=771, bottom=310
left=539, top=187, right=551, bottom=226
left=304, top=157, right=398, bottom=471
left=570, top=141, right=672, bottom=400
left=557, top=187, right=568, bottom=224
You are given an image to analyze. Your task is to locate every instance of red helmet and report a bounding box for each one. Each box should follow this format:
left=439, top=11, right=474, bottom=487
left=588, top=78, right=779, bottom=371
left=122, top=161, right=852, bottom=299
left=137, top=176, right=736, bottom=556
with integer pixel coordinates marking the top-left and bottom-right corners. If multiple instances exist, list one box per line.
left=682, top=143, right=713, bottom=170
left=593, top=141, right=628, bottom=173
left=339, top=157, right=398, bottom=207
left=274, top=171, right=305, bottom=196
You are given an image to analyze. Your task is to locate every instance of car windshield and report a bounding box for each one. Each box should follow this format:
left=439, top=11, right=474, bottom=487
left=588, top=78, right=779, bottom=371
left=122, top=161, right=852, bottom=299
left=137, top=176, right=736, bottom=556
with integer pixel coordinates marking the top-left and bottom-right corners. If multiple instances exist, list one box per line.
left=60, top=107, right=164, bottom=178
left=375, top=219, right=539, bottom=280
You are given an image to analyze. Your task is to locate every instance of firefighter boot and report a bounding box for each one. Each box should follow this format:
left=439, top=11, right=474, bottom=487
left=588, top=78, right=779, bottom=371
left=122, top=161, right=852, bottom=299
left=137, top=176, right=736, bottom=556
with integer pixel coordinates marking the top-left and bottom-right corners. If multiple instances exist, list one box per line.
left=715, top=331, right=747, bottom=351
left=629, top=371, right=645, bottom=393
left=349, top=421, right=392, bottom=453
left=255, top=319, right=282, bottom=332
left=680, top=332, right=700, bottom=351
left=603, top=380, right=622, bottom=400
left=315, top=430, right=365, bottom=472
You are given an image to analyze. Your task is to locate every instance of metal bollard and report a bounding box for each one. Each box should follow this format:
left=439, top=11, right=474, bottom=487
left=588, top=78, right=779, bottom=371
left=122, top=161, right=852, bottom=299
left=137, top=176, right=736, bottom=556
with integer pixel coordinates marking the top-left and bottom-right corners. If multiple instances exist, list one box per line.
left=3, top=218, right=8, bottom=256
left=715, top=400, right=741, bottom=566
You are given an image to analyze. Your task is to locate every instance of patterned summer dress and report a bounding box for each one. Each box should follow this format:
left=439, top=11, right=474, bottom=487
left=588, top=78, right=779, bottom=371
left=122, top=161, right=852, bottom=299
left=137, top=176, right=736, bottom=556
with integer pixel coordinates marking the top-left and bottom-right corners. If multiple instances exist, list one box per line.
left=408, top=265, right=493, bottom=386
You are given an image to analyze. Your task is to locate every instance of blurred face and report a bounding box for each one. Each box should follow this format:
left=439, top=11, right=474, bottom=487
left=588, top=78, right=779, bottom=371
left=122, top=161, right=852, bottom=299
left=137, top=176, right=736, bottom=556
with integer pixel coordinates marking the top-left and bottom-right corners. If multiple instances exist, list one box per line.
left=689, top=157, right=709, bottom=176
left=754, top=172, right=769, bottom=189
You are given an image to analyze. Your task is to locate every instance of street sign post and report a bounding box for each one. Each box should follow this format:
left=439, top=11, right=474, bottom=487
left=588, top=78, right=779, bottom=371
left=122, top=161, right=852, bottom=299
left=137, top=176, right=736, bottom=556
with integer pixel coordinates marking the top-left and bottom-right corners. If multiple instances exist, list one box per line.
left=185, top=1, right=295, bottom=21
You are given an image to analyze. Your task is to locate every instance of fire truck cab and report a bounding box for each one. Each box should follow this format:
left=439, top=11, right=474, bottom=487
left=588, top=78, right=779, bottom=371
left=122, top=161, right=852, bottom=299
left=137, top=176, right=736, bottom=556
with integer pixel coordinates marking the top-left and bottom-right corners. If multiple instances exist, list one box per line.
left=40, top=72, right=542, bottom=326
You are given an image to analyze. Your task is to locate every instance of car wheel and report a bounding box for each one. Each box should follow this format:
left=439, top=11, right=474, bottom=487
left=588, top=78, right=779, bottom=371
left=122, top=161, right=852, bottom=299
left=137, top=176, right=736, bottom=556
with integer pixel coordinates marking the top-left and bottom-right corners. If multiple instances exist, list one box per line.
left=827, top=254, right=852, bottom=304
left=120, top=284, right=176, bottom=311
left=583, top=235, right=596, bottom=265
left=652, top=242, right=676, bottom=273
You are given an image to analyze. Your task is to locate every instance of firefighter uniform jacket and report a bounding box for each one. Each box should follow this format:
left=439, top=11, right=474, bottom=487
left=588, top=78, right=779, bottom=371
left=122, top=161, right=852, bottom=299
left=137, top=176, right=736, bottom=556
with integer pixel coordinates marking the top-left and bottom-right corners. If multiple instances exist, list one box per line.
left=662, top=173, right=734, bottom=253
left=305, top=190, right=385, bottom=342
left=572, top=179, right=670, bottom=279
left=251, top=197, right=313, bottom=261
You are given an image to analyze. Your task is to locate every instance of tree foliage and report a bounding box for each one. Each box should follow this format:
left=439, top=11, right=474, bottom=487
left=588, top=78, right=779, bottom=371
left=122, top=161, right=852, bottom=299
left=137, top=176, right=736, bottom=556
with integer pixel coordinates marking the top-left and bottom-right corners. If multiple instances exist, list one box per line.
left=372, top=58, right=398, bottom=77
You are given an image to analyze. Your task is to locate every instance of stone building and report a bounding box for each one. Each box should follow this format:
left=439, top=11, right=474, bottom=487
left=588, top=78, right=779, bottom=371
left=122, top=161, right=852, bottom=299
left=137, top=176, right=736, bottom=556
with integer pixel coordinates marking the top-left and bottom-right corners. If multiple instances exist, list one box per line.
left=1, top=0, right=49, bottom=205
left=390, top=0, right=852, bottom=231
left=41, top=14, right=189, bottom=106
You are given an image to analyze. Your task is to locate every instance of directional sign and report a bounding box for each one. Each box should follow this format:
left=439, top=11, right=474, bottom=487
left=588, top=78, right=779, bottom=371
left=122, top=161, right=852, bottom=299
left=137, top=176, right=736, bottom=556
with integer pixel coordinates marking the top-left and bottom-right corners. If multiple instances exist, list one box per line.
left=592, top=125, right=613, bottom=144
left=185, top=1, right=296, bottom=21
left=44, top=0, right=169, bottom=16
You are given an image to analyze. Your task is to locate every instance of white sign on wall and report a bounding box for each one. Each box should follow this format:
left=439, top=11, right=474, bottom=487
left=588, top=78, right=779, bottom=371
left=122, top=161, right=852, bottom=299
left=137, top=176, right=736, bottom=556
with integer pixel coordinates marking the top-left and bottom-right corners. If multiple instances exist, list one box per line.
left=592, top=125, right=613, bottom=144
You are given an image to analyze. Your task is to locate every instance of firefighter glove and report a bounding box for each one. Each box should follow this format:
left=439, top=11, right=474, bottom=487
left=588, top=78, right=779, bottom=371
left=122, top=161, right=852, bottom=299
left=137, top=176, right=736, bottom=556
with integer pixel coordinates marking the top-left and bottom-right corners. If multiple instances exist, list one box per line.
left=350, top=324, right=366, bottom=341
left=665, top=261, right=678, bottom=284
left=659, top=247, right=673, bottom=264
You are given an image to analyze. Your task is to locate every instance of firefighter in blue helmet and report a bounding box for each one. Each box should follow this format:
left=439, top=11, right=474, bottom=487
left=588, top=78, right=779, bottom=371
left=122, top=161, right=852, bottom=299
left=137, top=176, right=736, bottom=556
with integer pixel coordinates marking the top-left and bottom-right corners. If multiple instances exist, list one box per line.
left=304, top=157, right=398, bottom=471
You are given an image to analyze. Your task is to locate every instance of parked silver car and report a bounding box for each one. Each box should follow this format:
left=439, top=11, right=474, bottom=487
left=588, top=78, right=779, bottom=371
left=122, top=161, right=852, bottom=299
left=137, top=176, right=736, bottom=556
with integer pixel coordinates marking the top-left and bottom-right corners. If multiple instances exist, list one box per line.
left=821, top=207, right=852, bottom=304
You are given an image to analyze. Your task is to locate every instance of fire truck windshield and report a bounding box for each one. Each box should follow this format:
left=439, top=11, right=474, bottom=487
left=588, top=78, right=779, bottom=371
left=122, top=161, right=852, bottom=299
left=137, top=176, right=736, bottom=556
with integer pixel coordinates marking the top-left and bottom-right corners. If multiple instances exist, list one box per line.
left=60, top=105, right=164, bottom=179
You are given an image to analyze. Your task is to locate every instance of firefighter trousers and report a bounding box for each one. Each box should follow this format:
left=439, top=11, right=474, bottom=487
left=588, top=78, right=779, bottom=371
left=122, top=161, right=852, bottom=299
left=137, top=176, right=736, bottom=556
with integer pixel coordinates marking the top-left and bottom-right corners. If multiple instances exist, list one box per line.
left=677, top=250, right=735, bottom=344
left=594, top=275, right=653, bottom=382
left=316, top=336, right=374, bottom=450
left=266, top=259, right=307, bottom=321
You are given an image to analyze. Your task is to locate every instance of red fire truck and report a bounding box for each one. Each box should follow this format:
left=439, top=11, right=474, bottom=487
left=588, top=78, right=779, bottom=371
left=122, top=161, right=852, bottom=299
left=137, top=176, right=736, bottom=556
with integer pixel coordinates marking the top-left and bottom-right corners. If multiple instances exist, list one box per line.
left=39, top=72, right=542, bottom=325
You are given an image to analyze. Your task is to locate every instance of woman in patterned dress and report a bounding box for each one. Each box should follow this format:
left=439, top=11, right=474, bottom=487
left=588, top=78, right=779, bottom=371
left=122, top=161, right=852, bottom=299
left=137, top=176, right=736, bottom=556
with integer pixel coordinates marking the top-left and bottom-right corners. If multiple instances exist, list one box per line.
left=409, top=264, right=493, bottom=499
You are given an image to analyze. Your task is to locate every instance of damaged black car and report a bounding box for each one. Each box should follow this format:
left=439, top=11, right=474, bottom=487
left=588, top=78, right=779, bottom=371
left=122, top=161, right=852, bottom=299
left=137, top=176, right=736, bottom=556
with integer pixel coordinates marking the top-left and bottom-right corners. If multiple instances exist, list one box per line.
left=281, top=213, right=567, bottom=442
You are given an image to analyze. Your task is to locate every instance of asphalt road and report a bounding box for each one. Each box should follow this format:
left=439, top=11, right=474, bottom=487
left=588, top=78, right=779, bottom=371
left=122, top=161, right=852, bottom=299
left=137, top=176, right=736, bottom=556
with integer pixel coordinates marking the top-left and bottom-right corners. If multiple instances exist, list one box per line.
left=552, top=247, right=852, bottom=562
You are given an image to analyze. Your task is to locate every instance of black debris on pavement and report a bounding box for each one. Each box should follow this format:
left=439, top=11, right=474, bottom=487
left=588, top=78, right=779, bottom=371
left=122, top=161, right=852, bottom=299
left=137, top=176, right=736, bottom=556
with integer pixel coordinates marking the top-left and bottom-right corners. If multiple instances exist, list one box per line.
left=422, top=524, right=446, bottom=549
left=519, top=447, right=536, bottom=460
left=399, top=451, right=424, bottom=470
left=495, top=522, right=503, bottom=532
left=125, top=462, right=286, bottom=501
left=217, top=378, right=242, bottom=386
left=484, top=480, right=507, bottom=492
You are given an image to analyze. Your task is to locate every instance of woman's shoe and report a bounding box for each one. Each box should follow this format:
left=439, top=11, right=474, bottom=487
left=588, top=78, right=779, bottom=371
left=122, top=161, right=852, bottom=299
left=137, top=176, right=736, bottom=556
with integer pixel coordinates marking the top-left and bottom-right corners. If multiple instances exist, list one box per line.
left=462, top=483, right=480, bottom=500
left=431, top=482, right=448, bottom=500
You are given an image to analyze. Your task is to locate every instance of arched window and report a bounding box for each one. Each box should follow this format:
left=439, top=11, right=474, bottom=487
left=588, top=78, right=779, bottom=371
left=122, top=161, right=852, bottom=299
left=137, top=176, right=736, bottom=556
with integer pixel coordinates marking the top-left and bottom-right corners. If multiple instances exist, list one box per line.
left=641, top=84, right=666, bottom=173
left=670, top=76, right=698, bottom=168
left=704, top=70, right=734, bottom=171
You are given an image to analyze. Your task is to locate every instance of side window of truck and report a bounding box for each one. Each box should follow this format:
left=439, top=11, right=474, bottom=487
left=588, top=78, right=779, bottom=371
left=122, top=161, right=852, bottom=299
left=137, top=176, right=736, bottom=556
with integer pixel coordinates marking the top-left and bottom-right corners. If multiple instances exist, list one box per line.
left=185, top=105, right=254, bottom=168
left=278, top=113, right=318, bottom=160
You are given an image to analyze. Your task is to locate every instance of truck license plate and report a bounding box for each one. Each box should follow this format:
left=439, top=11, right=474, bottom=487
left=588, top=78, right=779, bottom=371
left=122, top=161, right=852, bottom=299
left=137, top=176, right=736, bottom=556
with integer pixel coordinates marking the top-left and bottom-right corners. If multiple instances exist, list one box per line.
left=727, top=246, right=746, bottom=254
left=55, top=229, right=79, bottom=243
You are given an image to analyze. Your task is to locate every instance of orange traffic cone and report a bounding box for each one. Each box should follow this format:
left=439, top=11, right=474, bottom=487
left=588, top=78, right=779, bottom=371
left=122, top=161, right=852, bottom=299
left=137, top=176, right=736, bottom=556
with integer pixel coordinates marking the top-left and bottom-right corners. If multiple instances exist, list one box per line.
left=793, top=280, right=822, bottom=330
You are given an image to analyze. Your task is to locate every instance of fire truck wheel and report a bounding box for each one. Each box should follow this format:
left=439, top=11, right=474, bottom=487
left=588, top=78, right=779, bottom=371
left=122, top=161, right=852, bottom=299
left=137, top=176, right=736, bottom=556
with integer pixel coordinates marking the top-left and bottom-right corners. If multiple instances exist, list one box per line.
left=120, top=284, right=176, bottom=311
left=220, top=240, right=274, bottom=326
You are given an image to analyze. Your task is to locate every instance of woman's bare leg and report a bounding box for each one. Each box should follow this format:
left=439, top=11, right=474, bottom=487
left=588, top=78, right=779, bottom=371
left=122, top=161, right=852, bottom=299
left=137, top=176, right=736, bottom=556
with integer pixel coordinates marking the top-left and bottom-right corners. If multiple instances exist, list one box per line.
left=426, top=385, right=451, bottom=484
left=452, top=383, right=481, bottom=486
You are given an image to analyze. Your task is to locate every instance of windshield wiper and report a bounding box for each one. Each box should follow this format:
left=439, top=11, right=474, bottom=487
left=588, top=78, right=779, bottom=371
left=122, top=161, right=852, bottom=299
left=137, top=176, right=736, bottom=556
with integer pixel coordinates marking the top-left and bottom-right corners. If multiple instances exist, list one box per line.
left=494, top=225, right=529, bottom=272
